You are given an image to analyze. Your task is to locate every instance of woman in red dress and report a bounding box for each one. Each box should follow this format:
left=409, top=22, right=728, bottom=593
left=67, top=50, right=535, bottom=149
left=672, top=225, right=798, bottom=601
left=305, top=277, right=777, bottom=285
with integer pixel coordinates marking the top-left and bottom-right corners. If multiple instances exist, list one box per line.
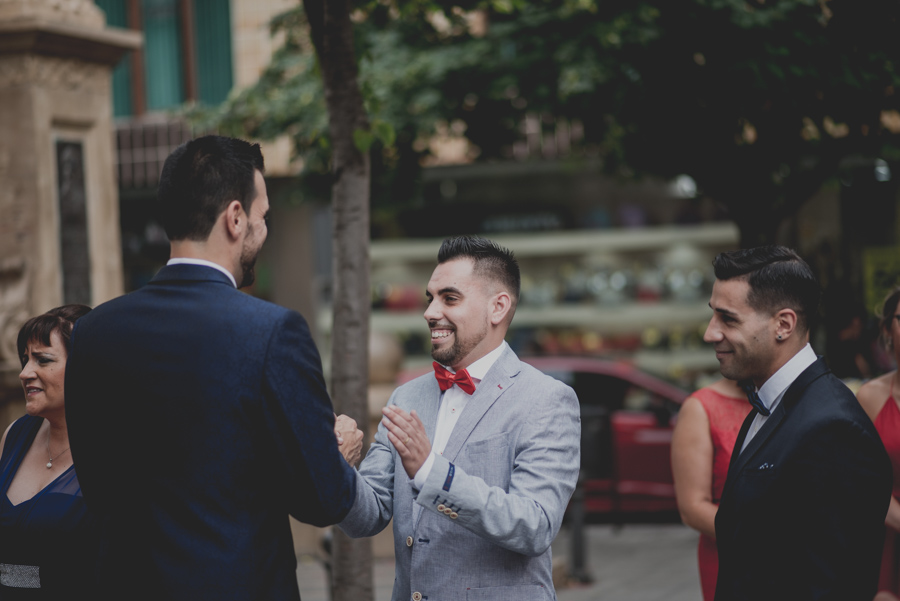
left=671, top=378, right=751, bottom=601
left=857, top=286, right=900, bottom=600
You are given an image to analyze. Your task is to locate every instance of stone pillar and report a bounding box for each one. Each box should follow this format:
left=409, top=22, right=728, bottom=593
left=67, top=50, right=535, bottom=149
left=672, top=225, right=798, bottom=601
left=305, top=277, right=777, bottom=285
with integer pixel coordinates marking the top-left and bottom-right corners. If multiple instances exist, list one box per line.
left=0, top=0, right=140, bottom=424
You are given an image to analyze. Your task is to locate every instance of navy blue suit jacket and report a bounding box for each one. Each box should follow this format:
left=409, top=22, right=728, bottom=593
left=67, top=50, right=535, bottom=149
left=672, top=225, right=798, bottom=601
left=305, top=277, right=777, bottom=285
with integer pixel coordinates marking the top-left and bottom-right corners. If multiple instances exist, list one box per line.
left=714, top=357, right=892, bottom=601
left=65, top=264, right=356, bottom=600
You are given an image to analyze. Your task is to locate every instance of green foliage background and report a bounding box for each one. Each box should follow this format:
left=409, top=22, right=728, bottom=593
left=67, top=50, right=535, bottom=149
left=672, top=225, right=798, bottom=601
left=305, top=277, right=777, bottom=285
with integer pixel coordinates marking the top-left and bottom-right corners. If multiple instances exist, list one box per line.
left=186, top=0, right=900, bottom=241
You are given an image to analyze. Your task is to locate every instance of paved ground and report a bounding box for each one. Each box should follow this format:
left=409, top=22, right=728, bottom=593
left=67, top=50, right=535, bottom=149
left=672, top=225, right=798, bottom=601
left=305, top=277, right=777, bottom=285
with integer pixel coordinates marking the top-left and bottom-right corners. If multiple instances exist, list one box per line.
left=296, top=523, right=702, bottom=601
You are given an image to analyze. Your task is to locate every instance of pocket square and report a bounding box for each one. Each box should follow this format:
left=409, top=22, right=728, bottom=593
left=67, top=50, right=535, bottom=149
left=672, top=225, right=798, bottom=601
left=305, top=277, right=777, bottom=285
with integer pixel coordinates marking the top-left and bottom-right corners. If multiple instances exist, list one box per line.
left=756, top=462, right=775, bottom=470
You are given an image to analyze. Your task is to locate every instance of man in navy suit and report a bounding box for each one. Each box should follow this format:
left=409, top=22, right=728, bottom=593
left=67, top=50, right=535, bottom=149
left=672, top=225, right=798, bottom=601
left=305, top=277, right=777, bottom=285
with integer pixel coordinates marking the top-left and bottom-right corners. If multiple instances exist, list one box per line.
left=65, top=136, right=362, bottom=600
left=705, top=245, right=891, bottom=600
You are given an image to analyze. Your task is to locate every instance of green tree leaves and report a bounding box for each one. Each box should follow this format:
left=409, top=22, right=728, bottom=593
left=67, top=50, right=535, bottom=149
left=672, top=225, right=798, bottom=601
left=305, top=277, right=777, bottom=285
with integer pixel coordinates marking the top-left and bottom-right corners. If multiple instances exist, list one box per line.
left=191, top=0, right=900, bottom=243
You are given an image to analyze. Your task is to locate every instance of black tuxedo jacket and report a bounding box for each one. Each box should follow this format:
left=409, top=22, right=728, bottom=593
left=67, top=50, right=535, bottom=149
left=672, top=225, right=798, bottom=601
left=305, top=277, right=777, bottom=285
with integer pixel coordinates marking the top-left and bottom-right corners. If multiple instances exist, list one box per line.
left=65, top=265, right=357, bottom=600
left=714, top=357, right=892, bottom=601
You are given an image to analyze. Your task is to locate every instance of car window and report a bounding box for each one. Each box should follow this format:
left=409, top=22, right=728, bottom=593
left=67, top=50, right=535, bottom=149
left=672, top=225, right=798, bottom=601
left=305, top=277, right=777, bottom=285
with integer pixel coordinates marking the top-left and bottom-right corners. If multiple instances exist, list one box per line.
left=541, top=371, right=630, bottom=412
left=540, top=370, right=633, bottom=480
left=622, top=384, right=679, bottom=426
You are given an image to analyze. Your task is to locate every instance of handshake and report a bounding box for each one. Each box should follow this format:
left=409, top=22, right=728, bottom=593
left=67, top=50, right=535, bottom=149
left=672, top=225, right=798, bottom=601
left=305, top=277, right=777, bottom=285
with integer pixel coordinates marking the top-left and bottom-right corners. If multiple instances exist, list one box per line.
left=334, top=414, right=365, bottom=466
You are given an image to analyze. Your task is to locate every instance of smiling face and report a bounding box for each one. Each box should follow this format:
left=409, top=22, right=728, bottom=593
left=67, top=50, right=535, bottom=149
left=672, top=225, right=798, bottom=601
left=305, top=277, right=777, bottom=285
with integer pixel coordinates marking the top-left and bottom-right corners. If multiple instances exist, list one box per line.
left=19, top=330, right=68, bottom=420
left=704, top=277, right=779, bottom=386
left=424, top=258, right=497, bottom=371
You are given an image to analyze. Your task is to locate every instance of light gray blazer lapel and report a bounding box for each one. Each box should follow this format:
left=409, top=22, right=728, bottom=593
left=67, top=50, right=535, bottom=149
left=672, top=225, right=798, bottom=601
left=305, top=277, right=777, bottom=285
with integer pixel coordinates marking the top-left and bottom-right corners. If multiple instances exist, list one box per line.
left=440, top=346, right=521, bottom=463
left=415, top=373, right=442, bottom=443
left=411, top=372, right=443, bottom=527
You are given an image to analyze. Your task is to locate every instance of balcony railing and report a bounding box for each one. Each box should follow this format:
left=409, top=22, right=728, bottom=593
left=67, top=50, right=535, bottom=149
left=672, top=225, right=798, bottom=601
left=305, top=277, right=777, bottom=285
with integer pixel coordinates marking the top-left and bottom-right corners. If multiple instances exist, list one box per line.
left=114, top=116, right=192, bottom=189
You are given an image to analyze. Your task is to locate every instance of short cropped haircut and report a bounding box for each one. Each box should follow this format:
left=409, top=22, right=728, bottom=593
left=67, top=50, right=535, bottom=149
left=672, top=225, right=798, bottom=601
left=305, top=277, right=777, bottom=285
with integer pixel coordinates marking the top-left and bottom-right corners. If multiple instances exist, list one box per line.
left=437, top=236, right=521, bottom=306
left=713, top=245, right=820, bottom=333
left=17, top=304, right=92, bottom=364
left=157, top=135, right=265, bottom=241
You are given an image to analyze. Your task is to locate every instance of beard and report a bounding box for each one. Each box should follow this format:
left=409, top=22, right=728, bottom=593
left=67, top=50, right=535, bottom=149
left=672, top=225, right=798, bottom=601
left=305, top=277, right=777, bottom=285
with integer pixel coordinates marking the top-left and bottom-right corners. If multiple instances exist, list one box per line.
left=716, top=347, right=766, bottom=384
left=239, top=262, right=256, bottom=288
left=431, top=339, right=460, bottom=366
left=717, top=362, right=743, bottom=382
left=238, top=241, right=260, bottom=289
left=430, top=321, right=488, bottom=368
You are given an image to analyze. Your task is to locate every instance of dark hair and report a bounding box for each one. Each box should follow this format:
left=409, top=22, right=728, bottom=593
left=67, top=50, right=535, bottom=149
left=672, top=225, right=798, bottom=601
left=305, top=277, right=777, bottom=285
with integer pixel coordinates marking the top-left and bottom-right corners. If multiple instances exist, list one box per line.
left=878, top=285, right=900, bottom=348
left=437, top=236, right=521, bottom=305
left=157, top=135, right=265, bottom=241
left=17, top=304, right=92, bottom=365
left=712, top=245, right=820, bottom=332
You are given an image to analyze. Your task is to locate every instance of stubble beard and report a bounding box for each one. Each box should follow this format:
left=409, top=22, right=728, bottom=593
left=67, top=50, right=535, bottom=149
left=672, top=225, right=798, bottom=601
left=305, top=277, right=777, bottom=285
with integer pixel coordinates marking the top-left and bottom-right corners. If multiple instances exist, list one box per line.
left=239, top=265, right=255, bottom=288
left=238, top=224, right=261, bottom=289
left=431, top=338, right=461, bottom=366
left=718, top=362, right=743, bottom=382
left=430, top=322, right=488, bottom=368
left=718, top=349, right=764, bottom=385
left=239, top=244, right=259, bottom=288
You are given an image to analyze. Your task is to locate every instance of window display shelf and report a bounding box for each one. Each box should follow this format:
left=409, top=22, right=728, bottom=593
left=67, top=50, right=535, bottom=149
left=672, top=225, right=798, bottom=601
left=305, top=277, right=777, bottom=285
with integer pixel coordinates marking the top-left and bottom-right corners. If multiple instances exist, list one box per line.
left=319, top=301, right=715, bottom=336
left=369, top=223, right=738, bottom=262
left=318, top=222, right=739, bottom=378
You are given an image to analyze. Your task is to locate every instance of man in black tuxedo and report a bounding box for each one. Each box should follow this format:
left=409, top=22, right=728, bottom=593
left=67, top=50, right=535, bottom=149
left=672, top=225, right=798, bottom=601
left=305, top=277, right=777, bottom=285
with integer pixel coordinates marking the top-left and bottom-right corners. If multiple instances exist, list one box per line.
left=65, top=136, right=362, bottom=600
left=705, top=245, right=892, bottom=601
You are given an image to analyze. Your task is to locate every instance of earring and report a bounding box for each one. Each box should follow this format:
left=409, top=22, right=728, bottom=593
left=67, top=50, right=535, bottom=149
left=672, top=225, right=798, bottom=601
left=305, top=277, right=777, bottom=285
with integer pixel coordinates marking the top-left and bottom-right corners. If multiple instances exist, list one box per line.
left=777, top=334, right=782, bottom=340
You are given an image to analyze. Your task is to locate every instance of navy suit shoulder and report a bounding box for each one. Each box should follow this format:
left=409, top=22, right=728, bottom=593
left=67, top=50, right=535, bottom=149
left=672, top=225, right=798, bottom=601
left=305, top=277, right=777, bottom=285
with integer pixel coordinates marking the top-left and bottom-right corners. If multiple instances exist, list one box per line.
left=66, top=264, right=356, bottom=600
left=715, top=357, right=891, bottom=601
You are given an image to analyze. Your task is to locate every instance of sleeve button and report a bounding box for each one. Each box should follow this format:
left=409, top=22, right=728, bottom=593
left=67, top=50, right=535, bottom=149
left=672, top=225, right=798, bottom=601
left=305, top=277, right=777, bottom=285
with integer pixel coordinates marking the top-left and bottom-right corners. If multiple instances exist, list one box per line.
left=406, top=536, right=413, bottom=547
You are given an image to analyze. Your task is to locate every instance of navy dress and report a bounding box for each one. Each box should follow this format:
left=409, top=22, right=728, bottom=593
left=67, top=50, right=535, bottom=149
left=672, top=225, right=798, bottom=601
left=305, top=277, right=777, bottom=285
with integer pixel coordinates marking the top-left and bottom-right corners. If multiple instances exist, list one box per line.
left=0, top=416, right=98, bottom=598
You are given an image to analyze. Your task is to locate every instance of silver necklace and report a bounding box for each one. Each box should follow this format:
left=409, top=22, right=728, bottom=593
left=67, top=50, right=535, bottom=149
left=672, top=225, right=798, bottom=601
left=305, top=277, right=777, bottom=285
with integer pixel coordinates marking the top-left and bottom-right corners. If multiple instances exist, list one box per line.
left=46, top=440, right=70, bottom=469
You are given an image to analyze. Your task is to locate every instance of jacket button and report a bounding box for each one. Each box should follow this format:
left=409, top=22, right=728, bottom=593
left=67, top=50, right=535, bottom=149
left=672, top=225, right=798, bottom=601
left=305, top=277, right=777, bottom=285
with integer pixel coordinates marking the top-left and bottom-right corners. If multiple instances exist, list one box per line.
left=406, top=536, right=413, bottom=547
left=437, top=504, right=446, bottom=512
left=443, top=507, right=452, bottom=515
left=450, top=512, right=458, bottom=519
left=413, top=592, right=423, bottom=601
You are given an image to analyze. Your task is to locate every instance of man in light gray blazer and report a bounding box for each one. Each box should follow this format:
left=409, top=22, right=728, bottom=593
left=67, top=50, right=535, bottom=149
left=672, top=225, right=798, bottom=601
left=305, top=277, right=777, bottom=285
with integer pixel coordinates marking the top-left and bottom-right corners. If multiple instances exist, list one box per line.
left=340, top=236, right=581, bottom=601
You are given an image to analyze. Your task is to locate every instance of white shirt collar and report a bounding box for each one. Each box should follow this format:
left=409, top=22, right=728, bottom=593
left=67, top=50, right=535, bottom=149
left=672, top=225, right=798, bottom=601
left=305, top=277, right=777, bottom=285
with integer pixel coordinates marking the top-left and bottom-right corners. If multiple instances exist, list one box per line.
left=440, top=340, right=509, bottom=382
left=167, top=258, right=237, bottom=288
left=757, top=343, right=817, bottom=410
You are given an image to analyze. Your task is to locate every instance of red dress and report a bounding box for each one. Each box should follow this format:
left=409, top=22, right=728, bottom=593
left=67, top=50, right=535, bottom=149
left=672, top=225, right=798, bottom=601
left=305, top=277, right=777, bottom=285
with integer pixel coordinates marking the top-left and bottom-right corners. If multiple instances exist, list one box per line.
left=874, top=393, right=900, bottom=594
left=693, top=387, right=752, bottom=601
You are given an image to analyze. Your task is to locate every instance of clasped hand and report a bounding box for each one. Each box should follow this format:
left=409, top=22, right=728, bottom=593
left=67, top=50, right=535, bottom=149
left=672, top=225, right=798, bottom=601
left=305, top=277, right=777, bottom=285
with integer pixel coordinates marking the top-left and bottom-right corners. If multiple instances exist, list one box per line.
left=382, top=405, right=431, bottom=479
left=334, top=414, right=364, bottom=467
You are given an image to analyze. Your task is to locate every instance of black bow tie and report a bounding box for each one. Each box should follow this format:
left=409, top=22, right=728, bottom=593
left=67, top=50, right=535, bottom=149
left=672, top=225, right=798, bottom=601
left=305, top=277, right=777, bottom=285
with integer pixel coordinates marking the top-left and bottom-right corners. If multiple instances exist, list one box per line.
left=740, top=380, right=770, bottom=417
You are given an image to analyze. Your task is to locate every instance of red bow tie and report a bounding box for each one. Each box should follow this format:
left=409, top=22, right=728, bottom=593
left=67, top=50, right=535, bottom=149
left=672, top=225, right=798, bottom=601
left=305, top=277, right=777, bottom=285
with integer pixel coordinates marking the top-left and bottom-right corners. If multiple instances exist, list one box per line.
left=433, top=362, right=476, bottom=395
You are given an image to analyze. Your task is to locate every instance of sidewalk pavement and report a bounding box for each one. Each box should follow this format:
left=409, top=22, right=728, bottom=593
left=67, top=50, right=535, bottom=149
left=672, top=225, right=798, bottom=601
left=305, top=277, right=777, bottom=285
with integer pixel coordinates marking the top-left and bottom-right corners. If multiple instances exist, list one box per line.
left=296, top=523, right=702, bottom=601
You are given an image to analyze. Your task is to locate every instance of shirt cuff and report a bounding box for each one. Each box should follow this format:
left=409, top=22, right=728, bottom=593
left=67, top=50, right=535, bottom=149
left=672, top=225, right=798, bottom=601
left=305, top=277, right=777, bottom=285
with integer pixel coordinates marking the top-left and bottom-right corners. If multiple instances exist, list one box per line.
left=413, top=452, right=437, bottom=490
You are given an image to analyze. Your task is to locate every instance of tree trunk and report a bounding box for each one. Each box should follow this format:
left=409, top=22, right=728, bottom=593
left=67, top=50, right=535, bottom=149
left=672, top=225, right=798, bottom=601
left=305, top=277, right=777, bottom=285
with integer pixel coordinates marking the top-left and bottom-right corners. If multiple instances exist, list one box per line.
left=302, top=1, right=373, bottom=600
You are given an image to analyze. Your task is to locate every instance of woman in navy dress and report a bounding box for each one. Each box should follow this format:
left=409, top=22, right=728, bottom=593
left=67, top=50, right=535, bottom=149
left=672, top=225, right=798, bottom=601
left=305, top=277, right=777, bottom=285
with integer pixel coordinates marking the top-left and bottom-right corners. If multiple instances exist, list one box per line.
left=0, top=305, right=98, bottom=597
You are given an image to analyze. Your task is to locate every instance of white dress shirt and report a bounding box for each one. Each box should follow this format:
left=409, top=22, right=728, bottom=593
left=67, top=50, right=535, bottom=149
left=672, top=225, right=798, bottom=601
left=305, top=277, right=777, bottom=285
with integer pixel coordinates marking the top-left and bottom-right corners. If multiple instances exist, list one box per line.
left=740, top=342, right=817, bottom=453
left=412, top=341, right=509, bottom=489
left=167, top=258, right=237, bottom=288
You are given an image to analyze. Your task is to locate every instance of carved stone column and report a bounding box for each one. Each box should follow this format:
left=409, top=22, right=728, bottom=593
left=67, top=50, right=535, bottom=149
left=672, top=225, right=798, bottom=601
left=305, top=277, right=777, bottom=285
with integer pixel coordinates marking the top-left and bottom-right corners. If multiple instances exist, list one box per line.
left=0, top=0, right=140, bottom=423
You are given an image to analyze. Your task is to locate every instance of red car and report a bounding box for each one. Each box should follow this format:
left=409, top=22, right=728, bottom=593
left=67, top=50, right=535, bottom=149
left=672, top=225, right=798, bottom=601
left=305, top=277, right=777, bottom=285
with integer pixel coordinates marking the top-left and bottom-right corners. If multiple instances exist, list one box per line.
left=398, top=356, right=690, bottom=523
left=525, top=356, right=689, bottom=522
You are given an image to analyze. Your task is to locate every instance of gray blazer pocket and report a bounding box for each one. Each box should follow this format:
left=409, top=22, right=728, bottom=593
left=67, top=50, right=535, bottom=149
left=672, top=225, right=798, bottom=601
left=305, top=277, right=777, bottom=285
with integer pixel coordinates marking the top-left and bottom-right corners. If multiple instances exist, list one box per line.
left=466, top=584, right=551, bottom=601
left=463, top=434, right=510, bottom=489
left=466, top=433, right=510, bottom=455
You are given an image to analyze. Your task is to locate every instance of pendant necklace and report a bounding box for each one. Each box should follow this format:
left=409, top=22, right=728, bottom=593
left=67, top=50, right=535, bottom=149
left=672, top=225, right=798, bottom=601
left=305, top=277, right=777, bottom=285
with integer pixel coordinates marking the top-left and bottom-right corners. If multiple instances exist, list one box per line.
left=46, top=440, right=70, bottom=469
